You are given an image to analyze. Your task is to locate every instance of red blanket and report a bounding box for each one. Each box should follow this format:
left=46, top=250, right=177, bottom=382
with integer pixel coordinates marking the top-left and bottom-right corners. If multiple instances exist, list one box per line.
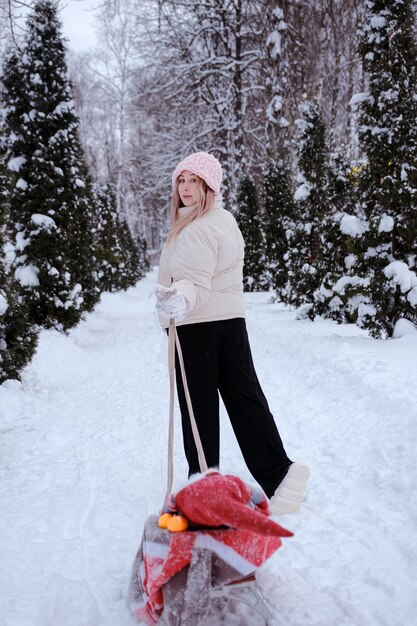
left=129, top=473, right=292, bottom=625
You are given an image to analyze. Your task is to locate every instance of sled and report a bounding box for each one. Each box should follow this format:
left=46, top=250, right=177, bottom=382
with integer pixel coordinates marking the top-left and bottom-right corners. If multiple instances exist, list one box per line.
left=128, top=321, right=290, bottom=625
left=129, top=513, right=279, bottom=625
left=161, top=572, right=276, bottom=626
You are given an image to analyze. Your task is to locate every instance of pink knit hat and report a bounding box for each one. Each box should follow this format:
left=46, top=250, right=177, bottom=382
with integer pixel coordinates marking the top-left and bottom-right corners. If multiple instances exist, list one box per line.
left=172, top=152, right=222, bottom=194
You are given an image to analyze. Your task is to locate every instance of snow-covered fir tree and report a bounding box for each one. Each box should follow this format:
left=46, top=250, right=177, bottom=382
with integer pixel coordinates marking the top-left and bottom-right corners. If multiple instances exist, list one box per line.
left=285, top=100, right=331, bottom=308
left=261, top=155, right=295, bottom=299
left=311, top=153, right=360, bottom=321
left=325, top=0, right=417, bottom=337
left=117, top=223, right=149, bottom=289
left=1, top=0, right=100, bottom=331
left=235, top=175, right=266, bottom=292
left=92, top=183, right=147, bottom=292
left=0, top=144, right=37, bottom=382
left=0, top=263, right=38, bottom=383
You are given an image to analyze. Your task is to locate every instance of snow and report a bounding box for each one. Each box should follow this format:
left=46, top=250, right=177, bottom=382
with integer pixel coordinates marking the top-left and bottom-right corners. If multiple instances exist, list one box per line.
left=401, top=164, right=409, bottom=181
left=14, top=264, right=40, bottom=287
left=370, top=15, right=387, bottom=29
left=328, top=295, right=343, bottom=310
left=370, top=125, right=388, bottom=136
left=0, top=293, right=8, bottom=316
left=344, top=253, right=356, bottom=270
left=349, top=92, right=369, bottom=110
left=340, top=214, right=368, bottom=237
left=267, top=95, right=283, bottom=122
left=16, top=178, right=28, bottom=190
left=266, top=30, right=282, bottom=58
left=365, top=246, right=377, bottom=258
left=65, top=284, right=83, bottom=309
left=3, top=241, right=16, bottom=266
left=333, top=274, right=363, bottom=294
left=384, top=260, right=417, bottom=293
left=378, top=213, right=394, bottom=233
left=31, top=214, right=57, bottom=230
left=31, top=73, right=43, bottom=84
left=294, top=182, right=312, bottom=201
left=7, top=156, right=26, bottom=172
left=53, top=101, right=75, bottom=116
left=15, top=232, right=29, bottom=252
left=393, top=317, right=417, bottom=338
left=273, top=8, right=284, bottom=20
left=1, top=269, right=417, bottom=626
left=357, top=301, right=377, bottom=320
left=380, top=89, right=398, bottom=103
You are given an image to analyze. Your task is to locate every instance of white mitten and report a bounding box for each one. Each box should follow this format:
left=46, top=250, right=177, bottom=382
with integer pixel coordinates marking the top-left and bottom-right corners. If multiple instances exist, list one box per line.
left=155, top=284, right=188, bottom=322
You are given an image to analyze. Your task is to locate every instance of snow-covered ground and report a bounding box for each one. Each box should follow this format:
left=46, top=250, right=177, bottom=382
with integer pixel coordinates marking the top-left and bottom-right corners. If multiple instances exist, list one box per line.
left=1, top=269, right=417, bottom=626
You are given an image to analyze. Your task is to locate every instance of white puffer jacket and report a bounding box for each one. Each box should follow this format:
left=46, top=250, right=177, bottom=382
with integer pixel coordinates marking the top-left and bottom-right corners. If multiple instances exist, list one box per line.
left=157, top=196, right=245, bottom=327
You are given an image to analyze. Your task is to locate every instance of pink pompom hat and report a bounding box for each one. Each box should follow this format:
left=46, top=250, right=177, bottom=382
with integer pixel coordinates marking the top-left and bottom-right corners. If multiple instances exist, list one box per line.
left=172, top=151, right=222, bottom=195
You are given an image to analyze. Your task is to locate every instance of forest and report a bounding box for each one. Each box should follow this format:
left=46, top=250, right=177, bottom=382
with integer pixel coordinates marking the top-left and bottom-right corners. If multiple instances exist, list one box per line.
left=1, top=0, right=417, bottom=382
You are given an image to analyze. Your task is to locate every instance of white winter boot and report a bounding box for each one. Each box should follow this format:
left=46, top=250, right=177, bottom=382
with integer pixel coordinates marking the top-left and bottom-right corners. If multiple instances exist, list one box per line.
left=269, top=462, right=310, bottom=515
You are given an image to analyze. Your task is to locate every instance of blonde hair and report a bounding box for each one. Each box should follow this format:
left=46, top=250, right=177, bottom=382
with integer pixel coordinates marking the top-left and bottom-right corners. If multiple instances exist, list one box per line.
left=166, top=176, right=215, bottom=242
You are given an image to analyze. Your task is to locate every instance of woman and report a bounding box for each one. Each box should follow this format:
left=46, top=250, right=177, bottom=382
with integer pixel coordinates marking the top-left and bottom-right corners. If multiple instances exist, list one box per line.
left=155, top=151, right=309, bottom=515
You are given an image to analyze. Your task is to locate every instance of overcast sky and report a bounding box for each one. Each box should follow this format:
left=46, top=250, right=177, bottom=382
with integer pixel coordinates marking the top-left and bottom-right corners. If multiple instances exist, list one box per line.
left=60, top=0, right=99, bottom=51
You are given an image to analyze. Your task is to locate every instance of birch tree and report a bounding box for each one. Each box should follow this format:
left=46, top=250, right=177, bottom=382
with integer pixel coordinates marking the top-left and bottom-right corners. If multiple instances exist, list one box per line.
left=144, top=0, right=274, bottom=208
left=69, top=0, right=370, bottom=258
left=70, top=1, right=154, bottom=259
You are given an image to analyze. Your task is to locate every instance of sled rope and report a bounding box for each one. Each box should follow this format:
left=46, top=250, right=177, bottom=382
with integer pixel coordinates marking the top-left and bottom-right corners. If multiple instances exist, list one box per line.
left=167, top=320, right=208, bottom=497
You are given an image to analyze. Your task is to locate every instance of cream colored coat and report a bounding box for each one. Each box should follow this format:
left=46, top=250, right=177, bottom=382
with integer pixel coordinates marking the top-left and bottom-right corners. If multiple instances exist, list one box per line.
left=157, top=197, right=246, bottom=327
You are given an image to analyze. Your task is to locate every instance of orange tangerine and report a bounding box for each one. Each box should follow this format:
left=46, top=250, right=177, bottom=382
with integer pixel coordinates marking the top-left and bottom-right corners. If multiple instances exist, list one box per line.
left=167, top=515, right=189, bottom=532
left=158, top=513, right=173, bottom=529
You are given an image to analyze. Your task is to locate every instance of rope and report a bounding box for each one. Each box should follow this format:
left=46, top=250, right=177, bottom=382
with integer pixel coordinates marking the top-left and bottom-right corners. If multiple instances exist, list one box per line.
left=166, top=319, right=208, bottom=498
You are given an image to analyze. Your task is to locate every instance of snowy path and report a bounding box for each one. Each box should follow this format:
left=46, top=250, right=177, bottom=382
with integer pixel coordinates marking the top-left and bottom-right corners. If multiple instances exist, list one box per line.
left=1, top=269, right=417, bottom=626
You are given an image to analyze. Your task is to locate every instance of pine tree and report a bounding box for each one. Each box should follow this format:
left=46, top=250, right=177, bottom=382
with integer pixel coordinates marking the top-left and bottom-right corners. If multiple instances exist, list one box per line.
left=93, top=183, right=124, bottom=292
left=117, top=223, right=149, bottom=289
left=261, top=155, right=295, bottom=299
left=0, top=144, right=37, bottom=383
left=312, top=153, right=360, bottom=321
left=92, top=183, right=146, bottom=292
left=235, top=176, right=266, bottom=292
left=1, top=0, right=100, bottom=331
left=0, top=270, right=38, bottom=383
left=331, top=0, right=417, bottom=337
left=285, top=100, right=331, bottom=308
left=138, top=236, right=150, bottom=276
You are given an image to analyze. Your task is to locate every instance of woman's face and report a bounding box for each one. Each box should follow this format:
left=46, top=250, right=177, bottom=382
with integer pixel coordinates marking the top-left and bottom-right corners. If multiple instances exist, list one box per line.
left=177, top=170, right=200, bottom=206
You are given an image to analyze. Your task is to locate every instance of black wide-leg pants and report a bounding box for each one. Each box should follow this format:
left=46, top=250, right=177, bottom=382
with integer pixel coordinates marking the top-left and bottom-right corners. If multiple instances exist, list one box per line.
left=174, top=318, right=292, bottom=498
